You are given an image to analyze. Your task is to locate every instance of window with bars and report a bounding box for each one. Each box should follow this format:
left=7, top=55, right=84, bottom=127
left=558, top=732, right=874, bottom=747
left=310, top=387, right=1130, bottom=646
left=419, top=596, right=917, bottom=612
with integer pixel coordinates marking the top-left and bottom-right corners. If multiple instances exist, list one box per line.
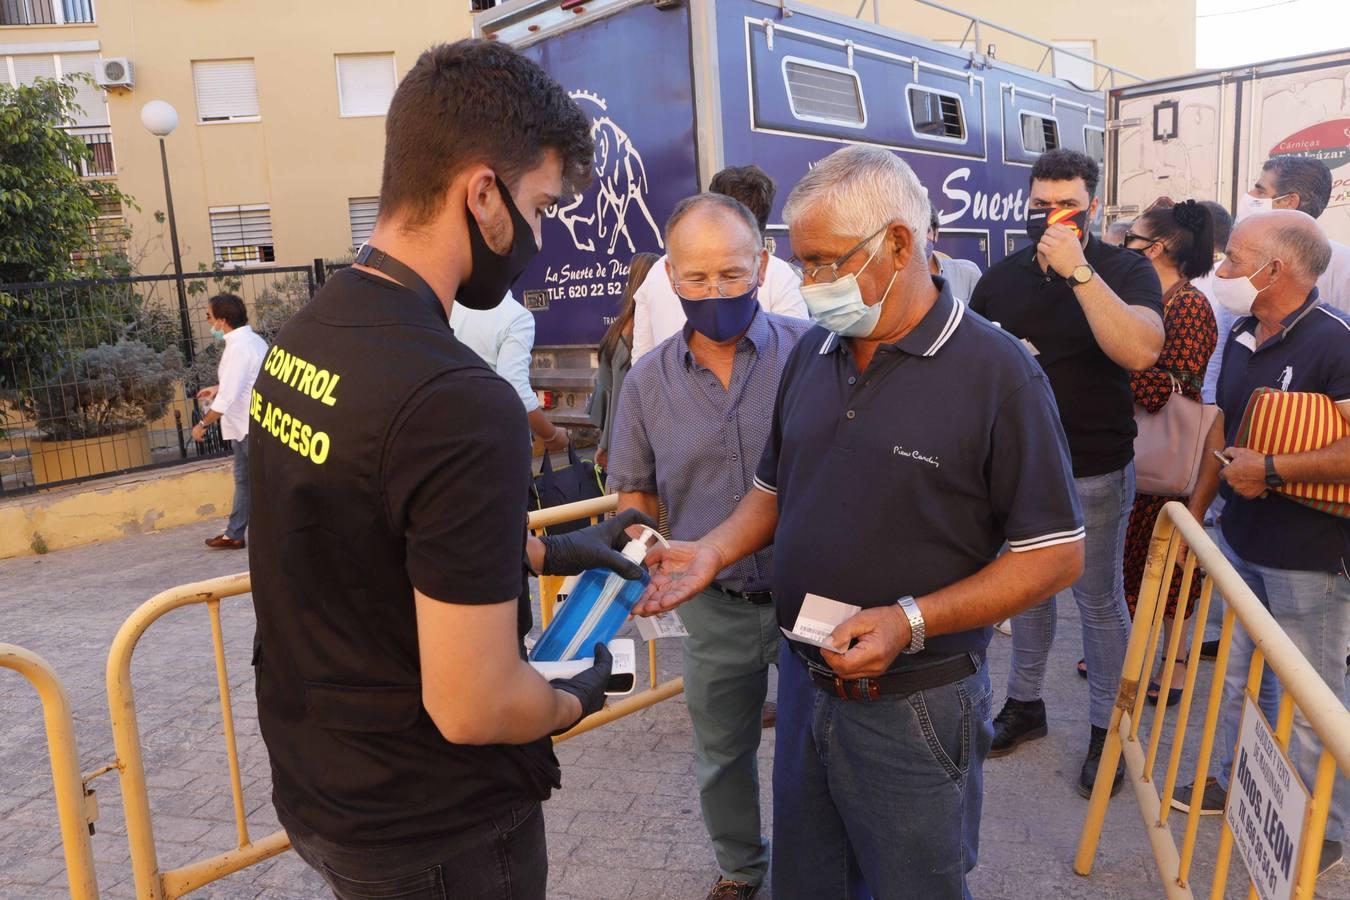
left=0, top=0, right=95, bottom=25
left=336, top=53, right=396, bottom=117
left=348, top=197, right=379, bottom=248
left=907, top=86, right=965, bottom=140
left=71, top=195, right=126, bottom=264
left=783, top=58, right=865, bottom=128
left=209, top=205, right=274, bottom=265
left=193, top=59, right=260, bottom=123
left=1020, top=112, right=1060, bottom=154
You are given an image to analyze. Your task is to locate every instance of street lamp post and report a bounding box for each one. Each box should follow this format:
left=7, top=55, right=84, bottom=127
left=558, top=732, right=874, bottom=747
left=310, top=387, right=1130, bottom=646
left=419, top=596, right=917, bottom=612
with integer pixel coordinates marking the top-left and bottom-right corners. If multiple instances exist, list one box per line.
left=140, top=100, right=194, bottom=364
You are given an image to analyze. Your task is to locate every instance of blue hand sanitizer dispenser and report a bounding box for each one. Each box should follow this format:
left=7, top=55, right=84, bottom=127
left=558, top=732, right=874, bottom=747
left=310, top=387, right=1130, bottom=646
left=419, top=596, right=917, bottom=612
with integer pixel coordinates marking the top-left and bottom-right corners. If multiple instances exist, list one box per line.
left=528, top=526, right=666, bottom=663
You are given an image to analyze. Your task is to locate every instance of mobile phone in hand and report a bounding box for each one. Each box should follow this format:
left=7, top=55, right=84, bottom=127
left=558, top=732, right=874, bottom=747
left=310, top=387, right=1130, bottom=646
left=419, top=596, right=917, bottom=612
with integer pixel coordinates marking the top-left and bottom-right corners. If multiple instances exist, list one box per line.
left=1212, top=450, right=1234, bottom=466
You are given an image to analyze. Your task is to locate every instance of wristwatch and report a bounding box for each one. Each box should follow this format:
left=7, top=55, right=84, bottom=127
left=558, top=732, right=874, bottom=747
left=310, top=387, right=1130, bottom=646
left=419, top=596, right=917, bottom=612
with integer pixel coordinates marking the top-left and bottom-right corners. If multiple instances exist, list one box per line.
left=896, top=595, right=925, bottom=655
left=1264, top=454, right=1285, bottom=490
left=1068, top=264, right=1095, bottom=286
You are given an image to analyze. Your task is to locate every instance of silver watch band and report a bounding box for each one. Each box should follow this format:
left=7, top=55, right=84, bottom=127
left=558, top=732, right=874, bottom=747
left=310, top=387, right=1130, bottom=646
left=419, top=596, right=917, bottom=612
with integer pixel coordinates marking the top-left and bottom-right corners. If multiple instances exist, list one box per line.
left=897, top=595, right=925, bottom=655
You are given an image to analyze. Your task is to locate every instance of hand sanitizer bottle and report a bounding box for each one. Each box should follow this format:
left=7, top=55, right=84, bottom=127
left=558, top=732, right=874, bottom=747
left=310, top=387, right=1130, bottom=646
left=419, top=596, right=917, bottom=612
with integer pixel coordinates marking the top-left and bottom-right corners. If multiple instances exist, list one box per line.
left=528, top=526, right=665, bottom=662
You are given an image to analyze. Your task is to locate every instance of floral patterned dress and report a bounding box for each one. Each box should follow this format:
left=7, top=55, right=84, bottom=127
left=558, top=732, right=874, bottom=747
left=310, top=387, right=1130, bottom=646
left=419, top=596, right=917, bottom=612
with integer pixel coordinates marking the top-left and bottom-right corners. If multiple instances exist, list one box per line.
left=1123, top=280, right=1218, bottom=619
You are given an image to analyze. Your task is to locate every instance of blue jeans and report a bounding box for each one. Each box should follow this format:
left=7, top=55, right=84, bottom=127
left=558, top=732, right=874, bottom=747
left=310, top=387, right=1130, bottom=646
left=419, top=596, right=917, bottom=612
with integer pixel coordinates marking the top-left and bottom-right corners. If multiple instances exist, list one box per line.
left=1212, top=530, right=1350, bottom=842
left=772, top=644, right=993, bottom=899
left=226, top=438, right=250, bottom=540
left=1007, top=464, right=1135, bottom=729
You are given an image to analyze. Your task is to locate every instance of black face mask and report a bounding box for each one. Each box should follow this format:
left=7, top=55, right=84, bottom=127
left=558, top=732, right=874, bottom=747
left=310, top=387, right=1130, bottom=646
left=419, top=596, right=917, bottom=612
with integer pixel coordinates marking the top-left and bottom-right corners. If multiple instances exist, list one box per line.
left=458, top=177, right=539, bottom=311
left=1026, top=207, right=1090, bottom=246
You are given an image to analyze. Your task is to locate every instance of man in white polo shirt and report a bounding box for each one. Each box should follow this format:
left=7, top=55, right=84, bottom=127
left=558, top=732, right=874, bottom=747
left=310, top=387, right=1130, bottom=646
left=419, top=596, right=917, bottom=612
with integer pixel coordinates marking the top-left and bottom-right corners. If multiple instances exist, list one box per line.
left=193, top=293, right=269, bottom=549
left=632, top=165, right=808, bottom=360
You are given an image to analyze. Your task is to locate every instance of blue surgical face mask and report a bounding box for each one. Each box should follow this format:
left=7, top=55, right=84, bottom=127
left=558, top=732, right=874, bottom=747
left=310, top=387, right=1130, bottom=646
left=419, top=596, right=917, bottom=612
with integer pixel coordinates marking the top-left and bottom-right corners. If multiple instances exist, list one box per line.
left=679, top=285, right=760, bottom=343
left=800, top=237, right=898, bottom=338
left=211, top=327, right=225, bottom=341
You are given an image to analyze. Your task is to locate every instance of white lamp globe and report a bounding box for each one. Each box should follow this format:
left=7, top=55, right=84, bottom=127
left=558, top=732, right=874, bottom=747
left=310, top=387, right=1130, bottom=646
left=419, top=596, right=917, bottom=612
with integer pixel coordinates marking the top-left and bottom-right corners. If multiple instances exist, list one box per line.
left=140, top=100, right=179, bottom=137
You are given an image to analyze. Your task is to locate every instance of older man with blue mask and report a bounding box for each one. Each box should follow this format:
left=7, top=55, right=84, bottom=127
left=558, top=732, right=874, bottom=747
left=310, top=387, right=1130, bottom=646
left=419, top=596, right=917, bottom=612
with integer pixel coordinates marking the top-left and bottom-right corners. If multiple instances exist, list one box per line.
left=607, top=192, right=811, bottom=900
left=633, top=146, right=1086, bottom=899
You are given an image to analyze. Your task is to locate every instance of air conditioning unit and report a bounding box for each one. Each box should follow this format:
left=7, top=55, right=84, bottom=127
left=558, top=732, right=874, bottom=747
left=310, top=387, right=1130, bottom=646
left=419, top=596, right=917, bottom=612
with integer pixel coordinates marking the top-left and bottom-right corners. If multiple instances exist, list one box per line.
left=96, top=58, right=134, bottom=89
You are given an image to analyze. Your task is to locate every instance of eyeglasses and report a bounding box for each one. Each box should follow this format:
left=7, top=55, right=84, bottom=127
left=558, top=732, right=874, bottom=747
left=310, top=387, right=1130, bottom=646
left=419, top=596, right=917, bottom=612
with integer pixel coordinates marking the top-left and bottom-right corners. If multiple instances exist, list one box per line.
left=1123, top=231, right=1159, bottom=248
left=672, top=263, right=760, bottom=301
left=788, top=223, right=888, bottom=284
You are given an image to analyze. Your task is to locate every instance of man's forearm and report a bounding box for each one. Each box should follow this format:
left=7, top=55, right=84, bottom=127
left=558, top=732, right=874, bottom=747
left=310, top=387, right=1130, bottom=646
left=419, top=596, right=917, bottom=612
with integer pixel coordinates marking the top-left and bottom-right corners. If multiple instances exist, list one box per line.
left=200, top=409, right=222, bottom=427
left=1272, top=435, right=1350, bottom=484
left=1187, top=416, right=1227, bottom=519
left=1074, top=278, right=1163, bottom=371
left=528, top=408, right=560, bottom=441
left=617, top=491, right=660, bottom=523
left=917, top=540, right=1084, bottom=639
left=702, top=488, right=778, bottom=570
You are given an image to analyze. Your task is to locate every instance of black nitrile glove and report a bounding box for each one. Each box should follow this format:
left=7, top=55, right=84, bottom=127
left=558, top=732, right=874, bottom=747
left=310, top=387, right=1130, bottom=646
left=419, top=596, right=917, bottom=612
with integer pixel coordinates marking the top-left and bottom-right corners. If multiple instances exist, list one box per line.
left=551, top=642, right=613, bottom=734
left=540, top=508, right=657, bottom=579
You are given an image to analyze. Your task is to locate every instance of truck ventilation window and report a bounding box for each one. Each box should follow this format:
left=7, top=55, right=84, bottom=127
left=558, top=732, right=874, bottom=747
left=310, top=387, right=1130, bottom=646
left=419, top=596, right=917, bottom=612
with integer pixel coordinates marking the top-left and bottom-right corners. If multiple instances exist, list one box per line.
left=783, top=59, right=865, bottom=127
left=1020, top=113, right=1059, bottom=153
left=909, top=87, right=965, bottom=140
left=1084, top=127, right=1105, bottom=164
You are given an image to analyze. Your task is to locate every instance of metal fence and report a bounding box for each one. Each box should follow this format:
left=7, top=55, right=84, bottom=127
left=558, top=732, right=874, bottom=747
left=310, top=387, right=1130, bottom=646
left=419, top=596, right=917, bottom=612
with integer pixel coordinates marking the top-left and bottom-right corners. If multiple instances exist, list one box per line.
left=0, top=265, right=316, bottom=495
left=0, top=0, right=94, bottom=26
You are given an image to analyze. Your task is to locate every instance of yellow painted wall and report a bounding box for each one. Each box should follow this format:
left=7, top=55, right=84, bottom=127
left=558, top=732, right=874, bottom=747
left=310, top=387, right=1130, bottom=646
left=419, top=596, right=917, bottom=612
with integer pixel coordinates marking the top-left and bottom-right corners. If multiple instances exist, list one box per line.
left=0, top=460, right=232, bottom=559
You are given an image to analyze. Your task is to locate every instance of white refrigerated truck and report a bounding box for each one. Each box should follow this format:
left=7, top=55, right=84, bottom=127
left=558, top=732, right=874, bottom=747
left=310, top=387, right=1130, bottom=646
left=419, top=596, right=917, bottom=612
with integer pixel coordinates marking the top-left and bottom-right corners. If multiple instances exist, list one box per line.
left=1104, top=48, right=1350, bottom=243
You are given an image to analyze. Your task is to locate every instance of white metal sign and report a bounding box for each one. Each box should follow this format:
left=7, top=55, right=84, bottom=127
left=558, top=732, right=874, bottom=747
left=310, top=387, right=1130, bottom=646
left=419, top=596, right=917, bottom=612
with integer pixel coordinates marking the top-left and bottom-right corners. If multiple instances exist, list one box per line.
left=1224, top=696, right=1311, bottom=900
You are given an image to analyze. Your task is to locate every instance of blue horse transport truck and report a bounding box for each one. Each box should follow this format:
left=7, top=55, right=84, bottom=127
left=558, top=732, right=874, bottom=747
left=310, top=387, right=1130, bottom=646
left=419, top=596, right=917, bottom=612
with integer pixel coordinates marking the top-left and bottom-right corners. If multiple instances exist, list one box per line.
left=473, top=0, right=1129, bottom=423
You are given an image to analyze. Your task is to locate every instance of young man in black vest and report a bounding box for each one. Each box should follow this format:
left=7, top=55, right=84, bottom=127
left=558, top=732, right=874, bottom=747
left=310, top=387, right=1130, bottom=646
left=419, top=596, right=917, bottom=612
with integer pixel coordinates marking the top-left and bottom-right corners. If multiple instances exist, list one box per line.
left=248, top=41, right=650, bottom=899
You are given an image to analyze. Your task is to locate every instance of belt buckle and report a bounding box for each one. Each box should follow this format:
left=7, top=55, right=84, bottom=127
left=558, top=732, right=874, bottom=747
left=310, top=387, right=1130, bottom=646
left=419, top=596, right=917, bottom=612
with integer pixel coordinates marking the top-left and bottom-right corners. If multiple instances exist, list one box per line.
left=833, top=676, right=880, bottom=701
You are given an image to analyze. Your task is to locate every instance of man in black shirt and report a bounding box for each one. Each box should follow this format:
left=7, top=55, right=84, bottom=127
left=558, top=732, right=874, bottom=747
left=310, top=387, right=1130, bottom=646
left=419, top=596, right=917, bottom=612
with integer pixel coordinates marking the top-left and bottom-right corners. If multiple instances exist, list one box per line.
left=248, top=41, right=650, bottom=899
left=970, top=149, right=1164, bottom=798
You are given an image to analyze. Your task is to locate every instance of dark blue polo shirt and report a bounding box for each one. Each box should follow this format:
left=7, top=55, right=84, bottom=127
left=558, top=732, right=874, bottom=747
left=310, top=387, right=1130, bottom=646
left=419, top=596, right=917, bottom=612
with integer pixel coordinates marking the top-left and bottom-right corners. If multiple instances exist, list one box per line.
left=1217, top=289, right=1350, bottom=573
left=755, top=278, right=1084, bottom=662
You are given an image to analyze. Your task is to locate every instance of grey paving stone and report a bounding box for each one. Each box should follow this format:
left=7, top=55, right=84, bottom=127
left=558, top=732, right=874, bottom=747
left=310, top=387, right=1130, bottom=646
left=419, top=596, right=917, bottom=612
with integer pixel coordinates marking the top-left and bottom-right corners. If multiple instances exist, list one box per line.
left=3, top=519, right=1348, bottom=900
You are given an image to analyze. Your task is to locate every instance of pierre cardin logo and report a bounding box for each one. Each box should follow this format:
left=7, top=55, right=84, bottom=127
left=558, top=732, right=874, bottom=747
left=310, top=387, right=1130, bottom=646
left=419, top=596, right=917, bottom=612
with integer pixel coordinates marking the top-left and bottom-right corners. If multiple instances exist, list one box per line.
left=893, top=445, right=941, bottom=468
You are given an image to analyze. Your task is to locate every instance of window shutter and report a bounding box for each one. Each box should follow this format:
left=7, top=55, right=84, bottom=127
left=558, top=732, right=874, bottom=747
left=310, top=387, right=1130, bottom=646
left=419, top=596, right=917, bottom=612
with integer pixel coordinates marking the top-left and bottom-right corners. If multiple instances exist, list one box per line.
left=12, top=54, right=58, bottom=86
left=348, top=197, right=379, bottom=247
left=336, top=53, right=396, bottom=117
left=193, top=59, right=260, bottom=122
left=210, top=205, right=274, bottom=263
left=784, top=60, right=864, bottom=127
left=60, top=53, right=108, bottom=127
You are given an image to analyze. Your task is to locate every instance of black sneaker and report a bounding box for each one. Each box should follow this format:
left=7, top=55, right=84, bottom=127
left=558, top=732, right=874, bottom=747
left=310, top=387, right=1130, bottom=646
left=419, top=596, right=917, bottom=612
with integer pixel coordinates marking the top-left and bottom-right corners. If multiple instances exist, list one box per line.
left=1319, top=840, right=1344, bottom=876
left=1170, top=777, right=1226, bottom=815
left=989, top=697, right=1047, bottom=758
left=1076, top=725, right=1124, bottom=799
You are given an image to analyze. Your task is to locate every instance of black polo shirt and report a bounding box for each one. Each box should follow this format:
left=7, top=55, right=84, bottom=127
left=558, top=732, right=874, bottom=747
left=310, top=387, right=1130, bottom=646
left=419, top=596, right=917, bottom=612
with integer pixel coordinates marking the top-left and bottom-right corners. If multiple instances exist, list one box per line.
left=248, top=268, right=557, bottom=846
left=1217, top=289, right=1350, bottom=573
left=970, top=235, right=1164, bottom=477
left=755, top=278, right=1084, bottom=662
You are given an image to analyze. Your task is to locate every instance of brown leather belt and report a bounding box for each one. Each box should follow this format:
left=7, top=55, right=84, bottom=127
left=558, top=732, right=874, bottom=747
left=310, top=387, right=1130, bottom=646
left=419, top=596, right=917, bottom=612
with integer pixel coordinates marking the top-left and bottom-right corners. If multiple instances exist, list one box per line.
left=806, top=652, right=978, bottom=701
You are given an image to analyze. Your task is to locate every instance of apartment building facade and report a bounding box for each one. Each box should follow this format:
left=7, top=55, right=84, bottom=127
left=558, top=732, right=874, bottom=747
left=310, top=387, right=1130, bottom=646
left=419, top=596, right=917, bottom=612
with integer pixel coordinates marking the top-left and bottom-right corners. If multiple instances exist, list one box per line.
left=2, top=0, right=1194, bottom=278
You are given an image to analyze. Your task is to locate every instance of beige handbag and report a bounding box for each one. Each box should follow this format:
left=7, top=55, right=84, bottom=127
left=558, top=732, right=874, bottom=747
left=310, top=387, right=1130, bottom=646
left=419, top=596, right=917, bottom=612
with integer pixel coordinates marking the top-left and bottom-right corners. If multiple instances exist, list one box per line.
left=1133, top=373, right=1220, bottom=497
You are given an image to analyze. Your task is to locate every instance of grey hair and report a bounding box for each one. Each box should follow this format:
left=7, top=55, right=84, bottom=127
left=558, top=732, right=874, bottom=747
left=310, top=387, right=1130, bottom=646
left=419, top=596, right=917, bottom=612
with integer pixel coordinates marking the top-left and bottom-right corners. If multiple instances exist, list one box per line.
left=1264, top=157, right=1333, bottom=219
left=664, top=192, right=762, bottom=246
left=1257, top=217, right=1333, bottom=281
left=783, top=145, right=930, bottom=254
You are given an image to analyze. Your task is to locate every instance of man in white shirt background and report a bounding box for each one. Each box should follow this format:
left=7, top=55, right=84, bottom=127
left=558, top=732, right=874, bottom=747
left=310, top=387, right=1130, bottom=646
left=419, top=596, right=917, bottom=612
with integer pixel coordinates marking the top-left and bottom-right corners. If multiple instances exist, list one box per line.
left=1235, top=155, right=1349, bottom=312
left=927, top=204, right=984, bottom=302
left=632, top=165, right=808, bottom=360
left=193, top=294, right=269, bottom=550
left=451, top=290, right=569, bottom=452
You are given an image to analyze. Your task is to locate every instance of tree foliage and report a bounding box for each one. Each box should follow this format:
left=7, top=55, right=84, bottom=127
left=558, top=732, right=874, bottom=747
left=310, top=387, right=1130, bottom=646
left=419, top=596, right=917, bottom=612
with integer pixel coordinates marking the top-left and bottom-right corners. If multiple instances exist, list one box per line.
left=24, top=339, right=182, bottom=440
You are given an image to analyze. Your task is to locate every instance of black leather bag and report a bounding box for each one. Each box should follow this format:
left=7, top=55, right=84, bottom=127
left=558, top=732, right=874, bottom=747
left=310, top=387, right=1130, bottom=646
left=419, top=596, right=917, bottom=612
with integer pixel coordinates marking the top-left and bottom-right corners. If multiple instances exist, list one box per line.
left=531, top=445, right=605, bottom=535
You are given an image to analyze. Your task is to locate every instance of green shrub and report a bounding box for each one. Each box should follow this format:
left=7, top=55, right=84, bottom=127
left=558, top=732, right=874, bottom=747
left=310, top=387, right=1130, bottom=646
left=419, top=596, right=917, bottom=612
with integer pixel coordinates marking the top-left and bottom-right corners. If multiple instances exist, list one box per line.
left=26, top=339, right=183, bottom=440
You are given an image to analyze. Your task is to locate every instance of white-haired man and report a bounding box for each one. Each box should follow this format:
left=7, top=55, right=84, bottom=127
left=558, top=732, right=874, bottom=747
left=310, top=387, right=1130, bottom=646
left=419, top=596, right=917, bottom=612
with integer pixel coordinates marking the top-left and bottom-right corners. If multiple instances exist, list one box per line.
left=1175, top=210, right=1349, bottom=876
left=634, top=145, right=1086, bottom=898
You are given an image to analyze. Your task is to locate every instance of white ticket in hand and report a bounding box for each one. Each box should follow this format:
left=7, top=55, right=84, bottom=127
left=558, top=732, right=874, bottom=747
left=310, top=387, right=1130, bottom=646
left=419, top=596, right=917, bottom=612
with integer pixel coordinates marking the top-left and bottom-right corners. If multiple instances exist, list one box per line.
left=781, top=593, right=860, bottom=653
left=634, top=609, right=689, bottom=641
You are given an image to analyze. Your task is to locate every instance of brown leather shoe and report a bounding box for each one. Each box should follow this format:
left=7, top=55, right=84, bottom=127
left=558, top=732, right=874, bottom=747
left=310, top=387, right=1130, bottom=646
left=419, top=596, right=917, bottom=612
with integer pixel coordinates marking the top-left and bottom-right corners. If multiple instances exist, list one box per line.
left=205, top=534, right=246, bottom=550
left=760, top=701, right=776, bottom=730
left=707, top=879, right=759, bottom=900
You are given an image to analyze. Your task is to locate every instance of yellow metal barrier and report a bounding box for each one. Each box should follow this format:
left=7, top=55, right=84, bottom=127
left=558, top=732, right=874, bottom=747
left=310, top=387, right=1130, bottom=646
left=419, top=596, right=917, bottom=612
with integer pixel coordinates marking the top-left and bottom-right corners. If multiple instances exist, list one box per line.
left=96, top=493, right=681, bottom=896
left=106, top=572, right=291, bottom=899
left=1075, top=501, right=1350, bottom=899
left=0, top=644, right=100, bottom=900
